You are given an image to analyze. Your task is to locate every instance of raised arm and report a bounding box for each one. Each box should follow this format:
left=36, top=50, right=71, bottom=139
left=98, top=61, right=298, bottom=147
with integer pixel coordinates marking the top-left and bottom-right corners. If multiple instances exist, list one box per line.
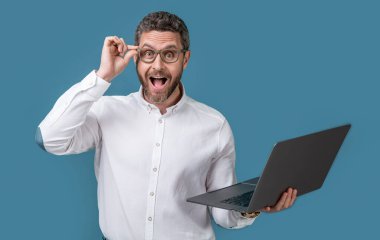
left=36, top=36, right=138, bottom=155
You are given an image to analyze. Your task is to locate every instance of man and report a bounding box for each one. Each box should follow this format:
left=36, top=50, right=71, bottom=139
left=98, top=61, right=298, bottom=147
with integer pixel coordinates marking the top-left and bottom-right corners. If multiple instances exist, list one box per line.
left=36, top=11, right=297, bottom=240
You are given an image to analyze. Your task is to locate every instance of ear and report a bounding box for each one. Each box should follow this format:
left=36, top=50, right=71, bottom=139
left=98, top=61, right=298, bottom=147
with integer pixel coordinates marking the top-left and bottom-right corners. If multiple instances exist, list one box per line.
left=182, top=50, right=191, bottom=69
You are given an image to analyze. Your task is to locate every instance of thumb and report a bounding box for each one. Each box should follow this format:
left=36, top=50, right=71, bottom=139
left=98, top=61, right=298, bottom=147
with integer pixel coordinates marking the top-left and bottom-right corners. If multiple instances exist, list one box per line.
left=122, top=49, right=138, bottom=66
left=261, top=206, right=271, bottom=212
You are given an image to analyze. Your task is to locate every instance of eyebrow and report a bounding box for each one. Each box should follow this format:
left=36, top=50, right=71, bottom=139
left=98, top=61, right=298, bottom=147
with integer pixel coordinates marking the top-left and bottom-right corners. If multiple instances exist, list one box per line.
left=141, top=43, right=179, bottom=50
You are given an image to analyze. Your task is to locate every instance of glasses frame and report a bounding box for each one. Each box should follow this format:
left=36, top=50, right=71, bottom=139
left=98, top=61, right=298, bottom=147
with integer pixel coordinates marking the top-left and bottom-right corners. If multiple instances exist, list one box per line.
left=137, top=48, right=187, bottom=63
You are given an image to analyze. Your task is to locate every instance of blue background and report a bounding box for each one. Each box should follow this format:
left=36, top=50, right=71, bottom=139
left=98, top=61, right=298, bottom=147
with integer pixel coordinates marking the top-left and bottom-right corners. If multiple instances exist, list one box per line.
left=0, top=0, right=378, bottom=239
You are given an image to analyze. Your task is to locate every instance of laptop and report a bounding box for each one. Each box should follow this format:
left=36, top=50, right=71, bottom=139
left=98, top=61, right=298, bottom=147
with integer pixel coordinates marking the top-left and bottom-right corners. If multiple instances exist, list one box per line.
left=187, top=124, right=351, bottom=213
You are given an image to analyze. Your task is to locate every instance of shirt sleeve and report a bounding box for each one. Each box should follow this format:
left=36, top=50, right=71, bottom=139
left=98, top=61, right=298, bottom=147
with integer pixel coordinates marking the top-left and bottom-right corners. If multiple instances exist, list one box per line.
left=206, top=119, right=256, bottom=229
left=36, top=70, right=110, bottom=155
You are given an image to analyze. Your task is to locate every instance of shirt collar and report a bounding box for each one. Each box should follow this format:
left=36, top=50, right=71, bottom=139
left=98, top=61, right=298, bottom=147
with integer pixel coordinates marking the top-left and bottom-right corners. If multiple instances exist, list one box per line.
left=137, top=82, right=187, bottom=115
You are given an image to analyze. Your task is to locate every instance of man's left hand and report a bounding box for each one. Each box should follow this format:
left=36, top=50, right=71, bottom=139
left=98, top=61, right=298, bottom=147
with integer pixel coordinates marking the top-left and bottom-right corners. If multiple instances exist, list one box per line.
left=261, top=187, right=297, bottom=213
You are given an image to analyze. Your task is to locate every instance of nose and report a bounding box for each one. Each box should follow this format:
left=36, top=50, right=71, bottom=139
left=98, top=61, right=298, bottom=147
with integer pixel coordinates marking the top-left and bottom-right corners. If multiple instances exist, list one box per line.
left=151, top=52, right=164, bottom=70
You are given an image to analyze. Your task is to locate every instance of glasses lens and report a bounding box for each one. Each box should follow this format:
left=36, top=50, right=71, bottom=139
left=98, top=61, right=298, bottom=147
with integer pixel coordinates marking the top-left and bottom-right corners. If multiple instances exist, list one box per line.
left=161, top=49, right=179, bottom=63
left=139, top=49, right=156, bottom=62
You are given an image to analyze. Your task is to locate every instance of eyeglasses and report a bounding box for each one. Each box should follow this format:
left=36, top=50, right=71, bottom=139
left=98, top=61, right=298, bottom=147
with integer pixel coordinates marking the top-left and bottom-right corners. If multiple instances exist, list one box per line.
left=137, top=48, right=187, bottom=63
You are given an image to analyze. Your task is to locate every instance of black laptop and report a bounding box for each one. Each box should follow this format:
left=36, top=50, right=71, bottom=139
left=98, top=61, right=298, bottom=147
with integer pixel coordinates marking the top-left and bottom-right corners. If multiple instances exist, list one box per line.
left=187, top=124, right=351, bottom=213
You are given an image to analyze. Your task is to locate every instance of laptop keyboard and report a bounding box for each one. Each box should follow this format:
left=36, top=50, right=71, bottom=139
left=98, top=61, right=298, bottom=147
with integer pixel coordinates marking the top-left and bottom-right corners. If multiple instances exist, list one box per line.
left=220, top=191, right=254, bottom=207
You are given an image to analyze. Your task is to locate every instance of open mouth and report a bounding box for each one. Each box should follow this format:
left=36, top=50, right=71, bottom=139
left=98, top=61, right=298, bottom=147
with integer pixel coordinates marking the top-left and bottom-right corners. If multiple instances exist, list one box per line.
left=149, top=76, right=169, bottom=90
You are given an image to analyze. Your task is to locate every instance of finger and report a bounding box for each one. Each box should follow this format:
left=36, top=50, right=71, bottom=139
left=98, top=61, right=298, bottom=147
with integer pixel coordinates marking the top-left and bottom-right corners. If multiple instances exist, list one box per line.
left=106, top=36, right=123, bottom=53
left=126, top=45, right=139, bottom=50
left=262, top=206, right=271, bottom=212
left=117, top=37, right=124, bottom=53
left=260, top=207, right=271, bottom=212
left=122, top=49, right=138, bottom=63
left=120, top=38, right=128, bottom=54
left=289, top=189, right=297, bottom=206
left=118, top=44, right=139, bottom=58
left=113, top=36, right=123, bottom=53
left=117, top=38, right=127, bottom=57
left=274, top=192, right=288, bottom=211
left=105, top=36, right=119, bottom=47
left=283, top=188, right=293, bottom=208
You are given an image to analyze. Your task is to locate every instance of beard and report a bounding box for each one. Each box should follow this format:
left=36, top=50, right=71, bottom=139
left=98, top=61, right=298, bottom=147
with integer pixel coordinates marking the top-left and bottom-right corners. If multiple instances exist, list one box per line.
left=136, top=61, right=183, bottom=104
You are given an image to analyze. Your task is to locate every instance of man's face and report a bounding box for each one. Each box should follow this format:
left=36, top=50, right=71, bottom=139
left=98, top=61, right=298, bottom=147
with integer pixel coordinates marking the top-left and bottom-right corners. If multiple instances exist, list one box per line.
left=135, top=31, right=190, bottom=104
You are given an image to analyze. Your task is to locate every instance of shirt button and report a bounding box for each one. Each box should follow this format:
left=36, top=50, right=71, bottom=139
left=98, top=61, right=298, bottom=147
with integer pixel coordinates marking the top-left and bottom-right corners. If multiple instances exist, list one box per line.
left=148, top=217, right=152, bottom=221
left=150, top=192, right=154, bottom=196
left=158, top=119, right=163, bottom=124
left=153, top=167, right=157, bottom=172
left=156, top=143, right=160, bottom=147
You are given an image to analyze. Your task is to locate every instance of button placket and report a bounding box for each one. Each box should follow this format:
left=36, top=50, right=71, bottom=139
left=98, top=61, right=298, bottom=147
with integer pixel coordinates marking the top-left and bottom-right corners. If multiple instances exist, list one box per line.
left=144, top=115, right=165, bottom=240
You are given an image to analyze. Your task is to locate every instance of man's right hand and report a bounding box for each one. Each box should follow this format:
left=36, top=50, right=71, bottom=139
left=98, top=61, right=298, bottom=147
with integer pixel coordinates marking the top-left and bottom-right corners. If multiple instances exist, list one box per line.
left=96, top=36, right=138, bottom=82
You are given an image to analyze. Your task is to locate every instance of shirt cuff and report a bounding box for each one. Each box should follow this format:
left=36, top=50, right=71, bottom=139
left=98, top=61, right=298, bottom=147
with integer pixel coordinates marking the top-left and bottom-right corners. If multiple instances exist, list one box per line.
left=227, top=210, right=256, bottom=229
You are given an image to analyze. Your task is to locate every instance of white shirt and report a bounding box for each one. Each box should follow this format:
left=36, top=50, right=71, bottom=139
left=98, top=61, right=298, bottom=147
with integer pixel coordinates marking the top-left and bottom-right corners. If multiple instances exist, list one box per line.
left=37, top=70, right=255, bottom=240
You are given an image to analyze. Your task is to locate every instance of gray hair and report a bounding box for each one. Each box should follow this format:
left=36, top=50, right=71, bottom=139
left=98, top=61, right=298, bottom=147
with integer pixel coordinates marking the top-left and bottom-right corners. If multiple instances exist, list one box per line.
left=134, top=11, right=190, bottom=50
